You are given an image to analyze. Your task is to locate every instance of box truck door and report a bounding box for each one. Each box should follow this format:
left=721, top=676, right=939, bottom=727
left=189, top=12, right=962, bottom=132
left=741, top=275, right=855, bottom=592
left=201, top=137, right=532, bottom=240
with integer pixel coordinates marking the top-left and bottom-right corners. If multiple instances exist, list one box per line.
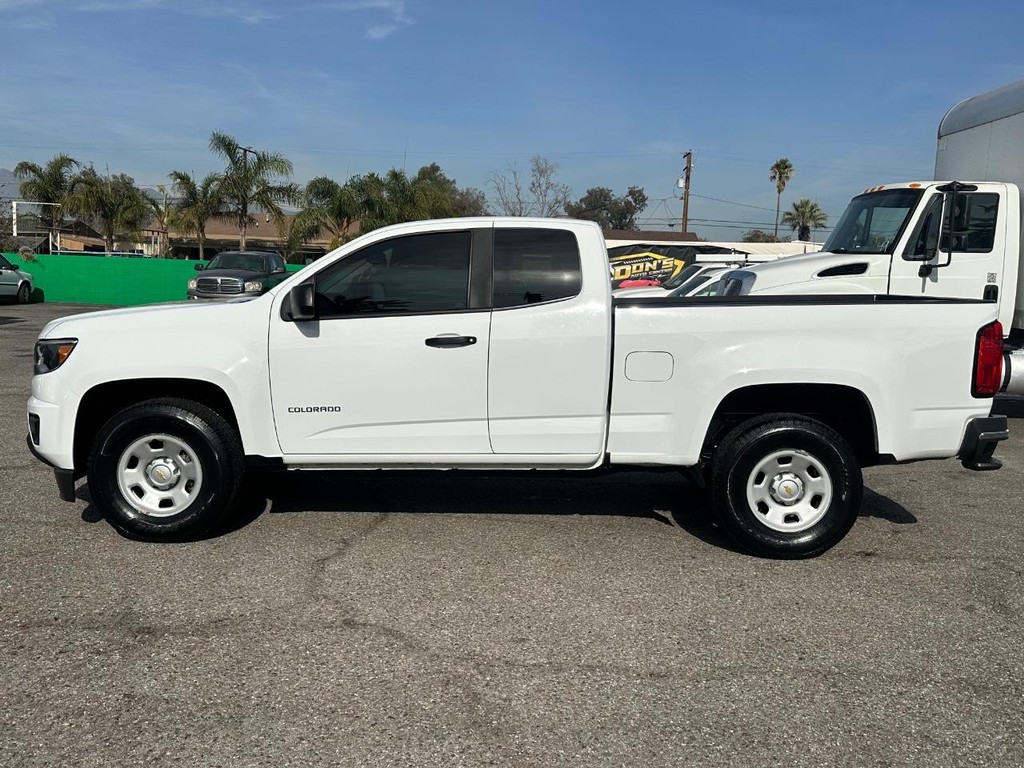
left=890, top=184, right=1012, bottom=323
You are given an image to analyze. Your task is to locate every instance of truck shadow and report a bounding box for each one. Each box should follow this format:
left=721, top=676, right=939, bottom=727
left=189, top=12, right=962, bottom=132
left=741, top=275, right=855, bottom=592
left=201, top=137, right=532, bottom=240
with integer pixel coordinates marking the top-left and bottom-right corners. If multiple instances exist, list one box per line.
left=255, top=468, right=744, bottom=553
left=79, top=472, right=914, bottom=552
left=234, top=471, right=915, bottom=551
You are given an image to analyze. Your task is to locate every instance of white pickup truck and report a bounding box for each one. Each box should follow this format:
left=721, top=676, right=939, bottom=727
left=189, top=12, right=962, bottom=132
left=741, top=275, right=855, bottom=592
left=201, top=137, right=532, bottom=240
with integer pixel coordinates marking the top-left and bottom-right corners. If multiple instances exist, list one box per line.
left=26, top=217, right=1008, bottom=558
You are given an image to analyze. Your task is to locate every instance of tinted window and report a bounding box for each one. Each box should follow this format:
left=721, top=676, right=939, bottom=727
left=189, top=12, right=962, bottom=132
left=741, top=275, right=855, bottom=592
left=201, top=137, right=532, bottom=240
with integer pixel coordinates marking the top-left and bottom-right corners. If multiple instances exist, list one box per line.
left=315, top=231, right=471, bottom=317
left=208, top=252, right=266, bottom=271
left=493, top=229, right=581, bottom=308
left=0, top=255, right=14, bottom=269
left=947, top=192, right=999, bottom=253
left=904, top=194, right=944, bottom=259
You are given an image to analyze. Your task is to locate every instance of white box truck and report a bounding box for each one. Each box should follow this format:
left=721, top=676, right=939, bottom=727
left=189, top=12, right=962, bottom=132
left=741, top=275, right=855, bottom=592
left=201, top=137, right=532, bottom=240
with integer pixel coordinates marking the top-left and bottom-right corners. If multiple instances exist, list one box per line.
left=709, top=78, right=1024, bottom=393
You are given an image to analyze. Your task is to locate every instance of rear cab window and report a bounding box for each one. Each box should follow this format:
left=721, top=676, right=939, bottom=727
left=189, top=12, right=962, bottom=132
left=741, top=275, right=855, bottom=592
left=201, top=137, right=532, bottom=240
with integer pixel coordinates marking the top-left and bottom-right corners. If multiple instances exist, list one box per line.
left=493, top=228, right=582, bottom=308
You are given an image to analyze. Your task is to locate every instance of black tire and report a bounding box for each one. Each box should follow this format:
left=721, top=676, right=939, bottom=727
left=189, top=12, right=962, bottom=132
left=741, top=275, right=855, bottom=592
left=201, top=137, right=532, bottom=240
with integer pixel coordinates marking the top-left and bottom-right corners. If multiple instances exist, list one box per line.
left=87, top=398, right=244, bottom=540
left=16, top=282, right=30, bottom=304
left=709, top=414, right=862, bottom=559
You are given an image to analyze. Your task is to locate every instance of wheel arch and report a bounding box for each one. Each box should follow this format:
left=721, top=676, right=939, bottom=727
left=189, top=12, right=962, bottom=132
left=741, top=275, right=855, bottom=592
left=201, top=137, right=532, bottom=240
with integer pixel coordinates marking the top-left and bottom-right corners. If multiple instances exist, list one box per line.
left=702, top=383, right=879, bottom=466
left=73, top=379, right=240, bottom=471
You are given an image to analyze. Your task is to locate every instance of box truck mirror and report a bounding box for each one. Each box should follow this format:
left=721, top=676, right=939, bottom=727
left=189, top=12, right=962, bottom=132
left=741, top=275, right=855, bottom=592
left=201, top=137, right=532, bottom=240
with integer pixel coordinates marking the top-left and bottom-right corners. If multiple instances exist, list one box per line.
left=920, top=183, right=979, bottom=277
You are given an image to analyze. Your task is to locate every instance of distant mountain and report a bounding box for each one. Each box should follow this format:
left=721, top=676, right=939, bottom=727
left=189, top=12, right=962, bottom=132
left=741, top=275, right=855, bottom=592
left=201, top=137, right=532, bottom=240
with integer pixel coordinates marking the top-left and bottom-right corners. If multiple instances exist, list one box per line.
left=0, top=168, right=18, bottom=200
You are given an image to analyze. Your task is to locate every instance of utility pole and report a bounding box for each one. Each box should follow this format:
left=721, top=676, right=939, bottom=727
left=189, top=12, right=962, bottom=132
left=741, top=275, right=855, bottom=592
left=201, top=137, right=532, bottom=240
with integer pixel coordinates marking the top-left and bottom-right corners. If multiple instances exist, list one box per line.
left=680, top=150, right=693, bottom=237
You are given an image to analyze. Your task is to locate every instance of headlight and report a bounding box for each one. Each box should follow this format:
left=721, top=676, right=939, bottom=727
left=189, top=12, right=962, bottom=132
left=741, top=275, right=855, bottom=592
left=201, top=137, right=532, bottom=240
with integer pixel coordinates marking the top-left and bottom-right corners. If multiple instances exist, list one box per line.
left=243, top=281, right=264, bottom=292
left=187, top=278, right=198, bottom=290
left=35, top=338, right=78, bottom=375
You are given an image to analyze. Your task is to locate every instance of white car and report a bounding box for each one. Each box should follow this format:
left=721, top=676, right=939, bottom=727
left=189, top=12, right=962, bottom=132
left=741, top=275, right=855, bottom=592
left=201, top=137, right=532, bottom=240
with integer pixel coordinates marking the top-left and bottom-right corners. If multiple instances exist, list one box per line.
left=614, top=263, right=743, bottom=298
left=0, top=254, right=34, bottom=304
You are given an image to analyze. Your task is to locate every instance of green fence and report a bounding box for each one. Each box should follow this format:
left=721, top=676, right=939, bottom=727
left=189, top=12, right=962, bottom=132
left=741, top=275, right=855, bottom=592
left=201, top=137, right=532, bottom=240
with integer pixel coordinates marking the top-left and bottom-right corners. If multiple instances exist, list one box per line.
left=4, top=253, right=303, bottom=306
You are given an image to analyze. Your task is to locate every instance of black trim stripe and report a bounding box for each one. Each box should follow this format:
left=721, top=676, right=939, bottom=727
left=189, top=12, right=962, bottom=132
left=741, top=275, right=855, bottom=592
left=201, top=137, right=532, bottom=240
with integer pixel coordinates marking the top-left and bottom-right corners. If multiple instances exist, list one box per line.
left=614, top=294, right=993, bottom=308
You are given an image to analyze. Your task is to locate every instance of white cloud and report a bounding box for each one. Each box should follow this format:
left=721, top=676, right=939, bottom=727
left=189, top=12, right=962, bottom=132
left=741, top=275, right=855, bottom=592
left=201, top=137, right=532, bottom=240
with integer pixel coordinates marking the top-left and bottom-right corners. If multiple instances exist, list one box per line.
left=318, top=0, right=414, bottom=38
left=2, top=0, right=413, bottom=33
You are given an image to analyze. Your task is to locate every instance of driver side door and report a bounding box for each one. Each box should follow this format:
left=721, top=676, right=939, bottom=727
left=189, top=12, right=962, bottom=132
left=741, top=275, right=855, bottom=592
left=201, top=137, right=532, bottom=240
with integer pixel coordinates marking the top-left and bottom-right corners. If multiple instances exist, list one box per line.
left=890, top=185, right=1009, bottom=308
left=268, top=227, right=493, bottom=458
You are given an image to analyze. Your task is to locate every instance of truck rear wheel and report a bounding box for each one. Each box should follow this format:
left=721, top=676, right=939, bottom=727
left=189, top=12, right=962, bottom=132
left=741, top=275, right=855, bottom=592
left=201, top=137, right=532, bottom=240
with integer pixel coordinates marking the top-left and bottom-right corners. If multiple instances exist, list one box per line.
left=709, top=415, right=862, bottom=558
left=87, top=398, right=244, bottom=540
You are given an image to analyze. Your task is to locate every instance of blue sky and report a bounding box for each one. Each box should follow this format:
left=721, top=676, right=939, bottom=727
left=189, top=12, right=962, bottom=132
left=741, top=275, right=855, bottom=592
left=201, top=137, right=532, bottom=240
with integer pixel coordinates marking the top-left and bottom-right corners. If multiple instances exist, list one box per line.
left=3, top=0, right=1024, bottom=240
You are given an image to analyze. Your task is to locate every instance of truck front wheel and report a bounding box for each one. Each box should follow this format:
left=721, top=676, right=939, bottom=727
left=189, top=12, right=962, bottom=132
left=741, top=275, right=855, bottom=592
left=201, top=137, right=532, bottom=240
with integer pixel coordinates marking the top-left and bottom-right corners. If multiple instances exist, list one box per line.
left=710, top=415, right=862, bottom=558
left=87, top=398, right=244, bottom=540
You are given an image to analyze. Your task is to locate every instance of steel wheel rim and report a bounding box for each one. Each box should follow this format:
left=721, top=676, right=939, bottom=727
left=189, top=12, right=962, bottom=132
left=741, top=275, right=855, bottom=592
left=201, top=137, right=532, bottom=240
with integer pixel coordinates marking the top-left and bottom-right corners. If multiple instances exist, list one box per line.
left=116, top=433, right=204, bottom=518
left=745, top=448, right=833, bottom=533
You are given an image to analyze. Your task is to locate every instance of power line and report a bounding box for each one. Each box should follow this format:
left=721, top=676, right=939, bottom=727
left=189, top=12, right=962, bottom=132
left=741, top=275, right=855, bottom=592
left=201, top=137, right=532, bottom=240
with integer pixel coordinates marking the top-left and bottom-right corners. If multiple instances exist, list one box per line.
left=689, top=193, right=778, bottom=213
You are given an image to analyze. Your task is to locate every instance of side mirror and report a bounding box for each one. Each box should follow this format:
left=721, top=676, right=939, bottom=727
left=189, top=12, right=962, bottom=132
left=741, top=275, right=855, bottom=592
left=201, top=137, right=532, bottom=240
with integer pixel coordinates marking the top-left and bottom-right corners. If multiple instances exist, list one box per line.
left=194, top=263, right=205, bottom=271
left=272, top=264, right=286, bottom=274
left=282, top=279, right=317, bottom=322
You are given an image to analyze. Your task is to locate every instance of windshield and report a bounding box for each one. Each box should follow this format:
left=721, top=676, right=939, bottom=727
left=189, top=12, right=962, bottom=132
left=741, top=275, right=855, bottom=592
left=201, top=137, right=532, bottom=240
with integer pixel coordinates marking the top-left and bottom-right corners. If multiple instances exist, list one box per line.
left=660, top=264, right=704, bottom=289
left=822, top=188, right=924, bottom=254
left=207, top=253, right=266, bottom=272
left=668, top=272, right=716, bottom=297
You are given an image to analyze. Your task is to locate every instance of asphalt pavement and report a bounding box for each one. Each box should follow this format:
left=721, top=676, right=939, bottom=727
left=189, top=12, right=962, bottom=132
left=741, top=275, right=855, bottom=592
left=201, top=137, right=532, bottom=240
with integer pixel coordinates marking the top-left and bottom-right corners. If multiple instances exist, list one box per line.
left=2, top=302, right=1022, bottom=768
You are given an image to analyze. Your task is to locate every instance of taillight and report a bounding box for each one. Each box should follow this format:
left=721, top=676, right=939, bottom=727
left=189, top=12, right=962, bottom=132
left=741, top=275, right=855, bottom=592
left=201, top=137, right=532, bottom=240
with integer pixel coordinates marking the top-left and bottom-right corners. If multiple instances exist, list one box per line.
left=973, top=321, right=1003, bottom=397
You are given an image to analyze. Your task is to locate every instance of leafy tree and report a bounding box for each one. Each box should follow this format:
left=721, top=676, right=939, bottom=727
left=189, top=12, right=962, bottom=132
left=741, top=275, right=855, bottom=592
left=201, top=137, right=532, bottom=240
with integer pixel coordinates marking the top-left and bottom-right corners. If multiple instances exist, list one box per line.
left=168, top=170, right=223, bottom=260
left=769, top=157, right=794, bottom=239
left=565, top=186, right=648, bottom=230
left=0, top=207, right=19, bottom=252
left=208, top=131, right=296, bottom=250
left=13, top=154, right=79, bottom=244
left=741, top=229, right=780, bottom=243
left=413, top=163, right=489, bottom=217
left=451, top=186, right=489, bottom=217
left=781, top=198, right=828, bottom=241
left=488, top=155, right=571, bottom=217
left=64, top=167, right=150, bottom=252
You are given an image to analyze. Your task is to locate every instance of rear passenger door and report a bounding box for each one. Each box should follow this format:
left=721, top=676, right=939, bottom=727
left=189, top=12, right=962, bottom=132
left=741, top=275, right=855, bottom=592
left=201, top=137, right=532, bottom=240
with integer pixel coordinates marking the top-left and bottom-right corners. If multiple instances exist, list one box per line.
left=486, top=223, right=611, bottom=459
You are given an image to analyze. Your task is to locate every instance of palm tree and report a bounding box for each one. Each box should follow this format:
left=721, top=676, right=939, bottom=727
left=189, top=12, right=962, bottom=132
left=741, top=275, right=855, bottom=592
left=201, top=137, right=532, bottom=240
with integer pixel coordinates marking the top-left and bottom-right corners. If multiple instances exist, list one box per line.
left=781, top=198, right=828, bottom=241
left=64, top=167, right=150, bottom=252
left=145, top=185, right=173, bottom=258
left=208, top=131, right=295, bottom=250
left=13, top=154, right=79, bottom=248
left=351, top=169, right=453, bottom=232
left=289, top=176, right=361, bottom=253
left=168, top=170, right=223, bottom=260
left=769, top=158, right=795, bottom=239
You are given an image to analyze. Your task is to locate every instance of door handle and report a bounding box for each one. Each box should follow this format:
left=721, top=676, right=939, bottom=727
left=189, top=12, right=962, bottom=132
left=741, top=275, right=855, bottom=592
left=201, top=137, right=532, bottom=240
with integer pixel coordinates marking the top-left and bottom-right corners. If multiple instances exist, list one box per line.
left=425, top=335, right=477, bottom=348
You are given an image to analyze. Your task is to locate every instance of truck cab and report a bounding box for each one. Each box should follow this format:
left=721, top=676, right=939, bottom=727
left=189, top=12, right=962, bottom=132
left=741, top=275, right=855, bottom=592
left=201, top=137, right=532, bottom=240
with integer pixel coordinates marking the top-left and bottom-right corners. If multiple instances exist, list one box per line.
left=725, top=181, right=1021, bottom=334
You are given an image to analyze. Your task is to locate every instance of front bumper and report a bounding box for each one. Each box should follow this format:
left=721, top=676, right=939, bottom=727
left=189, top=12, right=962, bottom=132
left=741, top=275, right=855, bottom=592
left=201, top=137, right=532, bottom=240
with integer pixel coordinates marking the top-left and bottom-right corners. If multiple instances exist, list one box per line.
left=187, top=291, right=258, bottom=301
left=958, top=415, right=1009, bottom=471
left=26, top=434, right=77, bottom=502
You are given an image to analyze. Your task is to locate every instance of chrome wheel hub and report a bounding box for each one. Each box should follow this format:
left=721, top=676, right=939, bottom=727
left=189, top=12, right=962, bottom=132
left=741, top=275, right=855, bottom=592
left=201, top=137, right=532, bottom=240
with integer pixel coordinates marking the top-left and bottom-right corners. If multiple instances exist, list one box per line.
left=116, top=434, right=204, bottom=518
left=745, top=449, right=833, bottom=533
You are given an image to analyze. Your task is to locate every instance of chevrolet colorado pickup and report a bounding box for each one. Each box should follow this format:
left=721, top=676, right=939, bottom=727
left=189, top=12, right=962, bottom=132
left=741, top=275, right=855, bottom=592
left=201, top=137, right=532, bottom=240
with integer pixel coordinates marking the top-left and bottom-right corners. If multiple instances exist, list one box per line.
left=26, top=217, right=1008, bottom=558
